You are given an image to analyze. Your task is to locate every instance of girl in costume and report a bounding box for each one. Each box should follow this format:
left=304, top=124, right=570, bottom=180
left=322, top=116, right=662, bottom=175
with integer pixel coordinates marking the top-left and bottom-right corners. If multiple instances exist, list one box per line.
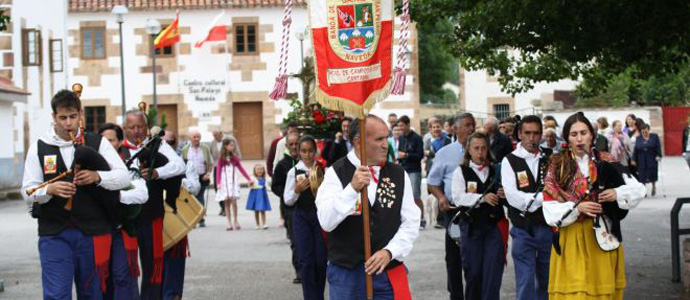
left=451, top=132, right=507, bottom=300
left=284, top=135, right=327, bottom=300
left=216, top=138, right=251, bottom=231
left=246, top=164, right=272, bottom=229
left=542, top=112, right=645, bottom=300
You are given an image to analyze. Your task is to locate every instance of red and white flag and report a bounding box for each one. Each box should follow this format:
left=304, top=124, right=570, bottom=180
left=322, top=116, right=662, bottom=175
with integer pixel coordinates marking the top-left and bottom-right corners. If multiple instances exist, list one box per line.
left=195, top=11, right=226, bottom=48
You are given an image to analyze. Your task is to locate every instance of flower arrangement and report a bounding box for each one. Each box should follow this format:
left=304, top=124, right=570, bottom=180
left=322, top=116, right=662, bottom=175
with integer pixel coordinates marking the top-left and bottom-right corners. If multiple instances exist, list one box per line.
left=282, top=98, right=343, bottom=139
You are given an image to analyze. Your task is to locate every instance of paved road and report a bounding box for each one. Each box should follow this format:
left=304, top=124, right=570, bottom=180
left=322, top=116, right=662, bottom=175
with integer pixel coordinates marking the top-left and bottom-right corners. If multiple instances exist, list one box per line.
left=1, top=158, right=690, bottom=299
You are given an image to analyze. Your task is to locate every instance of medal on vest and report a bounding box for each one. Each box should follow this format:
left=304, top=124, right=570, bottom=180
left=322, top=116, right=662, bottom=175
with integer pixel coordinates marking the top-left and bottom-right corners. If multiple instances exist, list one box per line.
left=517, top=171, right=529, bottom=188
left=467, top=181, right=477, bottom=193
left=43, top=155, right=57, bottom=174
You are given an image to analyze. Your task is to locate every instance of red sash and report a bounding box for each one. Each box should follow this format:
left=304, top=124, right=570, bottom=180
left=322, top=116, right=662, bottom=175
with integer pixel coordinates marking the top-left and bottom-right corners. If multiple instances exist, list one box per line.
left=497, top=218, right=509, bottom=265
left=168, top=235, right=190, bottom=259
left=92, top=233, right=112, bottom=293
left=387, top=263, right=411, bottom=300
left=121, top=229, right=140, bottom=277
left=151, top=217, right=164, bottom=284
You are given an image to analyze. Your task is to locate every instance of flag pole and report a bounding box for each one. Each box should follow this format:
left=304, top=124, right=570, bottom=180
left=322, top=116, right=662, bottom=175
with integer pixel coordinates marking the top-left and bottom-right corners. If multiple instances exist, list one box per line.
left=358, top=113, right=374, bottom=300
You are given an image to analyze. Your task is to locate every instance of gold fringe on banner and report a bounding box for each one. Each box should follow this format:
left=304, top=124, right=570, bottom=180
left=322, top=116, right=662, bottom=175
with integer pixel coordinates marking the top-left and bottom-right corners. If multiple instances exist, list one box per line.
left=314, top=79, right=393, bottom=117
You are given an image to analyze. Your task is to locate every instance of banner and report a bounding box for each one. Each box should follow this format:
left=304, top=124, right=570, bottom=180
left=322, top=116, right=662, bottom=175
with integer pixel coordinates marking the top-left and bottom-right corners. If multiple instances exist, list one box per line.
left=310, top=0, right=394, bottom=116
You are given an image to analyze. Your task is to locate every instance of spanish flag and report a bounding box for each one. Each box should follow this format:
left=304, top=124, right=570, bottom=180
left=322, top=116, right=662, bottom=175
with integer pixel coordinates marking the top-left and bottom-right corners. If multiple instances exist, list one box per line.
left=154, top=11, right=180, bottom=49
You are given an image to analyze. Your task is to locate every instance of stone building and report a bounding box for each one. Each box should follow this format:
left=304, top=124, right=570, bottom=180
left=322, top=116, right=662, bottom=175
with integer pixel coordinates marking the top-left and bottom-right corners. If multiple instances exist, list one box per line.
left=64, top=0, right=420, bottom=159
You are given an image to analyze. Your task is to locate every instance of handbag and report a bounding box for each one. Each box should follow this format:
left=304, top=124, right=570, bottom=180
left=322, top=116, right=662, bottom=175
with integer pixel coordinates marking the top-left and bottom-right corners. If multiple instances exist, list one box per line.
left=593, top=214, right=620, bottom=251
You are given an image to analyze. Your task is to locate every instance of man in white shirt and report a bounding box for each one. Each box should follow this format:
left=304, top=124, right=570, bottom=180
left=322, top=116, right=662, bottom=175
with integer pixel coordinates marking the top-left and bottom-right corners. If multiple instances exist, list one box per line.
left=99, top=122, right=149, bottom=299
left=316, top=115, right=420, bottom=299
left=21, top=90, right=131, bottom=299
left=500, top=115, right=552, bottom=300
left=120, top=109, right=186, bottom=300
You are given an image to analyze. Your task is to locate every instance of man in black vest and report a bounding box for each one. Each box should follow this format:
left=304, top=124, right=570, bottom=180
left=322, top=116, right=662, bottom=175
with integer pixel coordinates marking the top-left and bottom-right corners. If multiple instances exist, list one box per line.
left=21, top=90, right=131, bottom=299
left=500, top=115, right=552, bottom=300
left=120, top=109, right=186, bottom=300
left=100, top=122, right=149, bottom=299
left=271, top=132, right=301, bottom=284
left=316, top=116, right=421, bottom=299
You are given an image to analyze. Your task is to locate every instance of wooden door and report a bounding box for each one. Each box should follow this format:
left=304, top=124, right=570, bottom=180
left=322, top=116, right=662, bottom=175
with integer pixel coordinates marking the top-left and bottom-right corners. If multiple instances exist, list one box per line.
left=233, top=102, right=263, bottom=159
left=157, top=104, right=178, bottom=137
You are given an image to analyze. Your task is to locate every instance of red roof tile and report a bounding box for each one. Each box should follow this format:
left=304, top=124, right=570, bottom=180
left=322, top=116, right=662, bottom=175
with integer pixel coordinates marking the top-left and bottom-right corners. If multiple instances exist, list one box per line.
left=68, top=0, right=306, bottom=12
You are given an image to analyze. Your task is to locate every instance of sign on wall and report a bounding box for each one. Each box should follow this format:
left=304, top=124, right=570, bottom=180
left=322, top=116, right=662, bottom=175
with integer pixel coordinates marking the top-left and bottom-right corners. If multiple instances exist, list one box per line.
left=183, top=78, right=228, bottom=103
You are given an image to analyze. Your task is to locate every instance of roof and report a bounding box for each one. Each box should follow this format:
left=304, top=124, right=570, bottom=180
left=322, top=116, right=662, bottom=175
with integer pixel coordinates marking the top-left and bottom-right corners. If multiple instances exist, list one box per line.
left=68, top=0, right=307, bottom=12
left=0, top=77, right=29, bottom=103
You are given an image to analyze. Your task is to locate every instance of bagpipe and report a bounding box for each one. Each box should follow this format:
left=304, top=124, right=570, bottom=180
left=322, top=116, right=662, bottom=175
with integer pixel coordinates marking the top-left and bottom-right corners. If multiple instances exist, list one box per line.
left=29, top=120, right=119, bottom=219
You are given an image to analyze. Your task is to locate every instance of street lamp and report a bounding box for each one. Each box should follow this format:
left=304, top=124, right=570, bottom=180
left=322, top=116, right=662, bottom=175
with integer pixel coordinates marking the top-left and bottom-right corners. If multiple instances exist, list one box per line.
left=295, top=31, right=305, bottom=68
left=145, top=19, right=161, bottom=110
left=111, top=5, right=128, bottom=119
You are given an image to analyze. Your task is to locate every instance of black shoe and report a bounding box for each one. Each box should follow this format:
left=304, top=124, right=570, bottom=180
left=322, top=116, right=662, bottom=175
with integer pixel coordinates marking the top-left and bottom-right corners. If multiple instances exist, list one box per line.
left=434, top=223, right=444, bottom=229
left=292, top=277, right=302, bottom=284
left=199, top=220, right=206, bottom=228
left=420, top=219, right=427, bottom=229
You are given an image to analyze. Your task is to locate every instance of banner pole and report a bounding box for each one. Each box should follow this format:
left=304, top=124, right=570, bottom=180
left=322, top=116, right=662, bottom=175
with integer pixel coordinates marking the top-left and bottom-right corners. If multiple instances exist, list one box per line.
left=358, top=115, right=374, bottom=299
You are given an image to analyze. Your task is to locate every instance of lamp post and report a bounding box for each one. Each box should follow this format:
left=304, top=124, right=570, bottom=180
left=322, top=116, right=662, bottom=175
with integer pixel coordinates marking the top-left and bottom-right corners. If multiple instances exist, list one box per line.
left=111, top=5, right=128, bottom=118
left=145, top=19, right=161, bottom=110
left=295, top=31, right=305, bottom=68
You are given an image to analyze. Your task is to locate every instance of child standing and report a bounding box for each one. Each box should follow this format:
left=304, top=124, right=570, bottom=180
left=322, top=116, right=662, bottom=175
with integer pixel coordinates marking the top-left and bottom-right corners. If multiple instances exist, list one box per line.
left=246, top=164, right=272, bottom=229
left=216, top=138, right=251, bottom=231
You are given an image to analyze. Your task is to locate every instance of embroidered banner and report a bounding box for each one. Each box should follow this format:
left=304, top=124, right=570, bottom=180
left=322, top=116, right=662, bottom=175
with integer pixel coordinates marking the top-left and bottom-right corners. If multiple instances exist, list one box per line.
left=310, top=0, right=393, bottom=116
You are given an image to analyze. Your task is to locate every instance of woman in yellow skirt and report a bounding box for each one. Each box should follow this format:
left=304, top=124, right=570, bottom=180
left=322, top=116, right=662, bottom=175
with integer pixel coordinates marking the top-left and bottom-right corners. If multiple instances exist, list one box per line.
left=541, top=112, right=646, bottom=300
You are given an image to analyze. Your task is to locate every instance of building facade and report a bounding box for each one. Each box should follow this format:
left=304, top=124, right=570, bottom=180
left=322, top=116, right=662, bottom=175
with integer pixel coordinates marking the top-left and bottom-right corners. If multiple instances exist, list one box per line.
left=65, top=0, right=420, bottom=159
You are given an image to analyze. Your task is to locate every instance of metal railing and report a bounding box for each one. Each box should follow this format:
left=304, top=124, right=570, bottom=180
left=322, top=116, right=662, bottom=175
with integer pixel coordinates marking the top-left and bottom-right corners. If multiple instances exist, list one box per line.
left=670, top=197, right=690, bottom=282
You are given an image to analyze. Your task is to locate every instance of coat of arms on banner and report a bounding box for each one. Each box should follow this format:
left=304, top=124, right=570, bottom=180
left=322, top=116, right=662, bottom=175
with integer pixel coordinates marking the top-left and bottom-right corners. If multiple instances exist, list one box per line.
left=330, top=1, right=380, bottom=61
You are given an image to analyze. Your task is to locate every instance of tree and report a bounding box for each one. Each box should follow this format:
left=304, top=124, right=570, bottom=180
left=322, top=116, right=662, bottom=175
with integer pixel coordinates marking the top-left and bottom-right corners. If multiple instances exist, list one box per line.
left=417, top=18, right=459, bottom=104
left=409, top=0, right=690, bottom=96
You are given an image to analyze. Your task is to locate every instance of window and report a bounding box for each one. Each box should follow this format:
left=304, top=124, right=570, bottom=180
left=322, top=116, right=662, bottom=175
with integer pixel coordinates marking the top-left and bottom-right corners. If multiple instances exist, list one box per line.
left=49, top=39, right=63, bottom=72
left=81, top=27, right=106, bottom=59
left=84, top=106, right=106, bottom=133
left=22, top=29, right=42, bottom=66
left=234, top=24, right=258, bottom=55
left=493, top=104, right=510, bottom=120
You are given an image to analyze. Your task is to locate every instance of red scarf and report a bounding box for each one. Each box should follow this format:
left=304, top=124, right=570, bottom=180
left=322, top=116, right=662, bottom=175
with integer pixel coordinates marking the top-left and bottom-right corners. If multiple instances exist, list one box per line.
left=168, top=236, right=190, bottom=259
left=151, top=217, right=164, bottom=284
left=122, top=139, right=139, bottom=150
left=121, top=229, right=140, bottom=277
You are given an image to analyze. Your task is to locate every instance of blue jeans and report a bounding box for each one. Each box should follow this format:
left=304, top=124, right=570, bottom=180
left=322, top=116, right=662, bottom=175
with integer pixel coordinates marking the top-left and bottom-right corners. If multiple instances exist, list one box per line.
left=39, top=227, right=103, bottom=300
left=106, top=230, right=140, bottom=300
left=459, top=221, right=504, bottom=300
left=162, top=240, right=186, bottom=300
left=293, top=208, right=327, bottom=300
left=327, top=263, right=394, bottom=300
left=510, top=225, right=551, bottom=300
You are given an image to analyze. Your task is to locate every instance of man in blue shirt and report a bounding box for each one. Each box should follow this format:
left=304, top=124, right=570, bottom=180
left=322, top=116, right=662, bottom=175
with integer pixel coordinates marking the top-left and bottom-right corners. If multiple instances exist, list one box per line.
left=396, top=115, right=425, bottom=228
left=427, top=112, right=475, bottom=300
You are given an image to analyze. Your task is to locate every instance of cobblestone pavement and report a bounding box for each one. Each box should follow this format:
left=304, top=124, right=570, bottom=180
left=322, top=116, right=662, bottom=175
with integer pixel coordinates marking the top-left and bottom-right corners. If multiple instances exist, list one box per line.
left=1, top=158, right=690, bottom=299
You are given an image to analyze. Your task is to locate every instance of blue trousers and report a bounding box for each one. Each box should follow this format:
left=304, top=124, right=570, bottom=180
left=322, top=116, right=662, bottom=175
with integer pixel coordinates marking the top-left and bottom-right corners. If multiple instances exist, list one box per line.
left=106, top=230, right=140, bottom=300
left=39, top=227, right=103, bottom=300
left=161, top=241, right=186, bottom=300
left=510, top=225, right=551, bottom=300
left=444, top=212, right=464, bottom=300
left=293, top=208, right=327, bottom=300
left=327, top=263, right=394, bottom=300
left=459, top=221, right=504, bottom=300
left=137, top=221, right=161, bottom=300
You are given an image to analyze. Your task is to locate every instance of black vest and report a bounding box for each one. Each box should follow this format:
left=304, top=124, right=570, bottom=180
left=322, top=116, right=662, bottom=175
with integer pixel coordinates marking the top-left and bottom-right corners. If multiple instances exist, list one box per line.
left=505, top=151, right=550, bottom=228
left=294, top=169, right=317, bottom=211
left=35, top=132, right=118, bottom=236
left=459, top=165, right=505, bottom=224
left=119, top=146, right=181, bottom=223
left=329, top=157, right=405, bottom=269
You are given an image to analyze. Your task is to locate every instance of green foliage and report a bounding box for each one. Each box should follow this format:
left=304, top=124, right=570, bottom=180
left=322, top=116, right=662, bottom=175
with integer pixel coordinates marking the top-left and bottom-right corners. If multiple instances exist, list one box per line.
left=282, top=98, right=342, bottom=139
left=0, top=10, right=10, bottom=32
left=417, top=16, right=459, bottom=104
left=409, top=0, right=690, bottom=96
